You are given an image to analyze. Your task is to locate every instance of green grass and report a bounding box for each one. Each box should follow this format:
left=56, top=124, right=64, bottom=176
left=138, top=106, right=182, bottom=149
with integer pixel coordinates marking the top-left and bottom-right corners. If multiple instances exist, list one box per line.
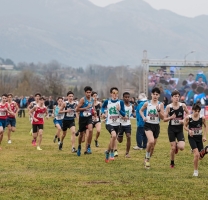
left=0, top=116, right=208, bottom=200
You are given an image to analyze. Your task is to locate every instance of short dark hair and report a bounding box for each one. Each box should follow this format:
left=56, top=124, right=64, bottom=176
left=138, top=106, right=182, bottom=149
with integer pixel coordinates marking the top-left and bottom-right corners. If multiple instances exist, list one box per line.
left=123, top=92, right=130, bottom=97
left=189, top=73, right=194, bottom=76
left=91, top=91, right=97, bottom=96
left=192, top=103, right=201, bottom=111
left=191, top=83, right=197, bottom=90
left=110, top=87, right=119, bottom=93
left=171, top=90, right=180, bottom=97
left=57, top=97, right=63, bottom=101
left=35, top=93, right=41, bottom=97
left=67, top=91, right=74, bottom=96
left=39, top=97, right=45, bottom=101
left=151, top=87, right=160, bottom=94
left=84, top=86, right=92, bottom=92
left=2, top=93, right=8, bottom=97
left=7, top=93, right=13, bottom=97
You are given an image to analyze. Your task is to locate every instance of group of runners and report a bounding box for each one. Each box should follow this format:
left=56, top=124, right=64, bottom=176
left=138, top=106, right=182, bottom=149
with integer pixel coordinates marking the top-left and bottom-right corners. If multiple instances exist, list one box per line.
left=0, top=86, right=208, bottom=177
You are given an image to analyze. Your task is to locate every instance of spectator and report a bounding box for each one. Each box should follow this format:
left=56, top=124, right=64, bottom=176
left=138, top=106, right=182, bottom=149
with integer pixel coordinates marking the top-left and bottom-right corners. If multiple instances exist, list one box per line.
left=195, top=70, right=207, bottom=84
left=186, top=83, right=197, bottom=105
left=48, top=96, right=54, bottom=116
left=28, top=95, right=35, bottom=105
left=19, top=96, right=27, bottom=117
left=163, top=96, right=169, bottom=109
left=194, top=86, right=205, bottom=104
left=186, top=73, right=195, bottom=86
left=133, top=93, right=148, bottom=150
left=179, top=80, right=190, bottom=96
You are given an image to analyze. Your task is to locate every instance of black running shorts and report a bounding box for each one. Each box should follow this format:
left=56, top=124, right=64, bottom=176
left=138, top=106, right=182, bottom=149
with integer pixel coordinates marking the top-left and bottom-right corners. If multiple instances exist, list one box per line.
left=32, top=124, right=43, bottom=133
left=62, top=119, right=75, bottom=131
left=188, top=135, right=203, bottom=152
left=79, top=116, right=92, bottom=132
left=168, top=127, right=185, bottom=142
left=144, top=122, right=160, bottom=139
left=106, top=124, right=120, bottom=135
left=118, top=125, right=131, bottom=137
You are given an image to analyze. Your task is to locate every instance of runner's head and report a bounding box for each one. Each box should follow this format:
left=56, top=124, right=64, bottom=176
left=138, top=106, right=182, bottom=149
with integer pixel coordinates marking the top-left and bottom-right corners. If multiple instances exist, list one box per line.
left=192, top=103, right=201, bottom=117
left=1, top=94, right=8, bottom=103
left=151, top=87, right=160, bottom=101
left=39, top=97, right=45, bottom=105
left=123, top=92, right=130, bottom=103
left=110, top=87, right=119, bottom=100
left=67, top=91, right=74, bottom=101
left=7, top=93, right=13, bottom=102
left=57, top=97, right=63, bottom=105
left=171, top=90, right=180, bottom=103
left=84, top=86, right=92, bottom=98
left=34, top=93, right=41, bottom=101
left=92, top=91, right=98, bottom=100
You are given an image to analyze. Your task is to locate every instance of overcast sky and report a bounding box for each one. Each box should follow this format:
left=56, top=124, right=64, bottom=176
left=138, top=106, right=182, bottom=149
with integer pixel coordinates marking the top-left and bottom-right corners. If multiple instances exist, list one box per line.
left=89, top=0, right=208, bottom=17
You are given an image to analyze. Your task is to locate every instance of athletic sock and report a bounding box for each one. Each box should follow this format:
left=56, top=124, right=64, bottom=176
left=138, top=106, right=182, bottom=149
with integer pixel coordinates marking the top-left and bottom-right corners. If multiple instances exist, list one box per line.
left=58, top=138, right=60, bottom=142
left=87, top=144, right=90, bottom=148
left=55, top=135, right=57, bottom=138
left=171, top=160, right=174, bottom=165
left=114, top=149, right=117, bottom=152
left=78, top=144, right=81, bottom=149
left=110, top=149, right=114, bottom=153
left=145, top=152, right=150, bottom=159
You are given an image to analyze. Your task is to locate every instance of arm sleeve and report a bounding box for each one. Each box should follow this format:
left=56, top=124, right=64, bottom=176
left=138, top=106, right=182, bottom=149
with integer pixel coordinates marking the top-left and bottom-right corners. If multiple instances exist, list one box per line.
left=119, top=101, right=126, bottom=117
left=101, top=100, right=108, bottom=114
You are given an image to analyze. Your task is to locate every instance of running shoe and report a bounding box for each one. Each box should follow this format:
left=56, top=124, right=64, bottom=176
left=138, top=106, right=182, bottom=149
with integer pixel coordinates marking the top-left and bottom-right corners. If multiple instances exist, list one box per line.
left=37, top=146, right=42, bottom=151
left=109, top=152, right=114, bottom=161
left=105, top=152, right=110, bottom=163
left=170, top=164, right=175, bottom=168
left=193, top=172, right=198, bottom=177
left=53, top=135, right=57, bottom=143
left=87, top=147, right=92, bottom=154
left=58, top=141, right=61, bottom=145
left=175, top=143, right=178, bottom=154
left=94, top=140, right=99, bottom=147
left=133, top=146, right=143, bottom=150
left=59, top=142, right=63, bottom=150
left=8, top=140, right=12, bottom=144
left=29, top=129, right=32, bottom=136
left=77, top=147, right=81, bottom=156
left=32, top=140, right=36, bottom=146
left=200, top=145, right=208, bottom=158
left=125, top=153, right=130, bottom=158
left=71, top=147, right=77, bottom=153
left=144, top=159, right=150, bottom=169
left=114, top=150, right=118, bottom=157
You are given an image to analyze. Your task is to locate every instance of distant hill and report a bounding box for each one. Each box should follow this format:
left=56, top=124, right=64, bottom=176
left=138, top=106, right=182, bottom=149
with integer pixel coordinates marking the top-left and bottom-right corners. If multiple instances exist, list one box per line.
left=0, top=0, right=208, bottom=66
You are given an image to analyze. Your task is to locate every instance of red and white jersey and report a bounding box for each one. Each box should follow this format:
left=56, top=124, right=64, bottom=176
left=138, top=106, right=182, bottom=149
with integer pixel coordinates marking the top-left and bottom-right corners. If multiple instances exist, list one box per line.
left=0, top=102, right=9, bottom=119
left=8, top=101, right=18, bottom=118
left=32, top=106, right=47, bottom=125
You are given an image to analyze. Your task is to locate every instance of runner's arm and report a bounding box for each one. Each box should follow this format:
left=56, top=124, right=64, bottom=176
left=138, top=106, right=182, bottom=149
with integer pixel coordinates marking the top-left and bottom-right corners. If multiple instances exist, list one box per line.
left=202, top=116, right=207, bottom=142
left=139, top=102, right=148, bottom=120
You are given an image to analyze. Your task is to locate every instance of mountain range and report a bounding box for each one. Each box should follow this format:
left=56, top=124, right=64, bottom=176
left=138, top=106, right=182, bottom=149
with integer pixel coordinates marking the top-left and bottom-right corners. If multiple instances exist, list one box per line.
left=0, top=0, right=208, bottom=66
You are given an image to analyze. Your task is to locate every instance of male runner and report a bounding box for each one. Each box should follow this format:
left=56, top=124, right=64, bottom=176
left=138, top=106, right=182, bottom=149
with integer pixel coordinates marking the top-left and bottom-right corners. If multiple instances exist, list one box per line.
left=52, top=97, right=64, bottom=145
left=139, top=87, right=164, bottom=169
left=0, top=94, right=14, bottom=150
left=29, top=97, right=48, bottom=150
left=118, top=92, right=132, bottom=158
left=6, top=93, right=19, bottom=144
left=76, top=86, right=94, bottom=156
left=164, top=90, right=189, bottom=168
left=91, top=91, right=102, bottom=147
left=101, top=87, right=125, bottom=163
left=184, top=103, right=208, bottom=177
left=58, top=91, right=77, bottom=153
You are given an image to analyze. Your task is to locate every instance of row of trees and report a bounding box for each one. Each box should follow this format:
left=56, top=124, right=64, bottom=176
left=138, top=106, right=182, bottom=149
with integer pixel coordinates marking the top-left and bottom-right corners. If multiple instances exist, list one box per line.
left=0, top=60, right=141, bottom=99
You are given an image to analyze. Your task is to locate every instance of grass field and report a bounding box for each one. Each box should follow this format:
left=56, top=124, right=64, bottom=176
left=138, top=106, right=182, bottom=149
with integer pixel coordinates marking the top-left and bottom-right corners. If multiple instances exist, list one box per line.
left=1, top=116, right=208, bottom=200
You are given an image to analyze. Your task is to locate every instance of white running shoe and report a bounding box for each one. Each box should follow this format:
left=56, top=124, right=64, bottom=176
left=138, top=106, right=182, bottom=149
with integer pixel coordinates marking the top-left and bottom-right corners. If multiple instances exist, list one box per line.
left=37, top=146, right=42, bottom=151
left=133, top=146, right=143, bottom=150
left=8, top=140, right=12, bottom=144
left=193, top=171, right=198, bottom=177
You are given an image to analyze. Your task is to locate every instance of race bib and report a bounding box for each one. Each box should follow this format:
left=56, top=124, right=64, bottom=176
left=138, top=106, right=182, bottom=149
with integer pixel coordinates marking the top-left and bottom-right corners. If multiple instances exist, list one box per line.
left=147, top=116, right=159, bottom=122
left=83, top=110, right=91, bottom=117
left=93, top=117, right=99, bottom=122
left=0, top=112, right=6, bottom=116
left=56, top=114, right=64, bottom=120
left=193, top=129, right=202, bottom=135
left=171, top=119, right=181, bottom=125
left=66, top=112, right=74, bottom=117
left=37, top=113, right=44, bottom=118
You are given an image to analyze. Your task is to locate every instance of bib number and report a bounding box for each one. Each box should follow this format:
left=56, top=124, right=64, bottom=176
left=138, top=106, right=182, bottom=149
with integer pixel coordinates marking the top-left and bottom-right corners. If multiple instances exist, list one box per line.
left=171, top=119, right=180, bottom=125
left=0, top=112, right=6, bottom=116
left=56, top=114, right=64, bottom=120
left=37, top=113, right=44, bottom=118
left=66, top=112, right=74, bottom=117
left=83, top=110, right=91, bottom=117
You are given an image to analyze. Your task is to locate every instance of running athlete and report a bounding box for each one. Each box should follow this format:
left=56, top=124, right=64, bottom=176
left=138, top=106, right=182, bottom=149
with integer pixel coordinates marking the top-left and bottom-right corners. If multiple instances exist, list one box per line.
left=52, top=97, right=64, bottom=145
left=117, top=92, right=132, bottom=158
left=6, top=93, right=19, bottom=144
left=101, top=87, right=125, bottom=163
left=58, top=91, right=77, bottom=153
left=0, top=94, right=14, bottom=150
left=164, top=90, right=189, bottom=168
left=91, top=91, right=102, bottom=147
left=184, top=103, right=208, bottom=177
left=139, top=87, right=164, bottom=169
left=29, top=97, right=48, bottom=150
left=27, top=93, right=41, bottom=135
left=76, top=86, right=95, bottom=156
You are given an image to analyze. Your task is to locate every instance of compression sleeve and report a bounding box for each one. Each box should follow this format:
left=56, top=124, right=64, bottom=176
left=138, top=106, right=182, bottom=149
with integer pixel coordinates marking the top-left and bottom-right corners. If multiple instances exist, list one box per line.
left=101, top=99, right=108, bottom=114
left=119, top=101, right=126, bottom=117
